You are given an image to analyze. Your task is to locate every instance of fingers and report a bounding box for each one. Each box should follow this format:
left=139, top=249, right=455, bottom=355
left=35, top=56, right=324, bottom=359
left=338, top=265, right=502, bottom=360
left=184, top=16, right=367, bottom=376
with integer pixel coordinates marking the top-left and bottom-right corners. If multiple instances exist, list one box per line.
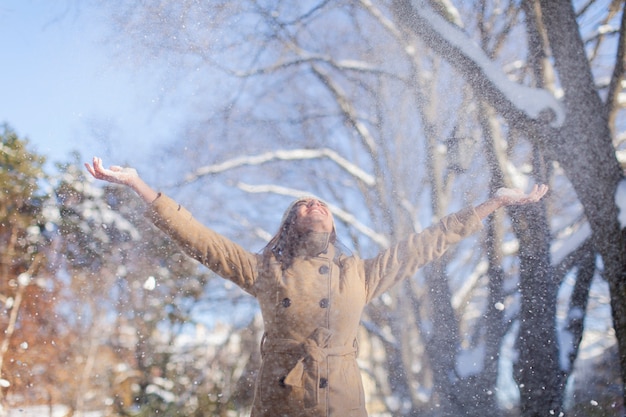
left=530, top=184, right=549, bottom=201
left=84, top=157, right=101, bottom=178
left=85, top=157, right=110, bottom=180
left=521, top=184, right=549, bottom=204
left=84, top=162, right=95, bottom=176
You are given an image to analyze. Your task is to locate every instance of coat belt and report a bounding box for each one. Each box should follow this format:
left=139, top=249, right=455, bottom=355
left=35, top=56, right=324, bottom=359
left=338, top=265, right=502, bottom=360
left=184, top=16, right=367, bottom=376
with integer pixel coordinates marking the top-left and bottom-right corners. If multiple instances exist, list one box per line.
left=261, top=328, right=357, bottom=408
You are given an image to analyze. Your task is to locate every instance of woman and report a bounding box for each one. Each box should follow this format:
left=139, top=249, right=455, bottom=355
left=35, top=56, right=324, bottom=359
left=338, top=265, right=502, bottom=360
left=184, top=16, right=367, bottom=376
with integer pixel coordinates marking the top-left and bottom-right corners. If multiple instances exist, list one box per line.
left=85, top=157, right=548, bottom=417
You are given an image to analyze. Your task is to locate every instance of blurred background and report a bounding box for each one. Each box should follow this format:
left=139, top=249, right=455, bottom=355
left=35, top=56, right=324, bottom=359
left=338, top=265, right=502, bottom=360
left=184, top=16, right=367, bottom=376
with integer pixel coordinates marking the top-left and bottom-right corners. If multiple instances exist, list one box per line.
left=0, top=1, right=624, bottom=416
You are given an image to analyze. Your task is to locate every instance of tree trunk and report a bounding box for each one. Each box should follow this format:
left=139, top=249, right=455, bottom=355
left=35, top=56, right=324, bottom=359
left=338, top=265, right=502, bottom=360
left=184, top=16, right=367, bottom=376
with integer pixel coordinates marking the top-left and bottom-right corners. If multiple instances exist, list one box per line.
left=538, top=0, right=626, bottom=406
left=421, top=260, right=462, bottom=416
left=509, top=199, right=563, bottom=416
left=479, top=100, right=513, bottom=415
left=393, top=0, right=626, bottom=410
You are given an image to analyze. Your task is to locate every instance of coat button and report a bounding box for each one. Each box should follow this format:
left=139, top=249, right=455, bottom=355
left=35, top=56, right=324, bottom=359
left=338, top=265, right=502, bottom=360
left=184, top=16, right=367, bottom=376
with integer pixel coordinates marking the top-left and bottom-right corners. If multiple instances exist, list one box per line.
left=318, top=265, right=329, bottom=274
left=319, top=298, right=329, bottom=308
left=282, top=298, right=291, bottom=308
left=319, top=378, right=328, bottom=388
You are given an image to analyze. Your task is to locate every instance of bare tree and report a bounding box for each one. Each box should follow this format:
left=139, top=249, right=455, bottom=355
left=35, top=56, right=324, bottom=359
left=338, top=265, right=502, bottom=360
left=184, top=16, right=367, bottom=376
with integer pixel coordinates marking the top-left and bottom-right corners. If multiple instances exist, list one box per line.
left=89, top=0, right=625, bottom=415
left=390, top=0, right=625, bottom=415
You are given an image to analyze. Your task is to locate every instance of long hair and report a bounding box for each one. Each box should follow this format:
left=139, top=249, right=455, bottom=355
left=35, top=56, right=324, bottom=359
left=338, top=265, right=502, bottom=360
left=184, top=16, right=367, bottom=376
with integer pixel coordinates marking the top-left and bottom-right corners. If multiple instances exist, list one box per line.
left=262, top=197, right=337, bottom=269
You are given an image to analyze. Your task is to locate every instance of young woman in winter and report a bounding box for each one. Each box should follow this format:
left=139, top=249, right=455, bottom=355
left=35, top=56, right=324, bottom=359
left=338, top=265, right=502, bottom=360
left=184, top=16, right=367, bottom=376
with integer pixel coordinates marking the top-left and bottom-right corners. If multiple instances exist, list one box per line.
left=85, top=156, right=548, bottom=417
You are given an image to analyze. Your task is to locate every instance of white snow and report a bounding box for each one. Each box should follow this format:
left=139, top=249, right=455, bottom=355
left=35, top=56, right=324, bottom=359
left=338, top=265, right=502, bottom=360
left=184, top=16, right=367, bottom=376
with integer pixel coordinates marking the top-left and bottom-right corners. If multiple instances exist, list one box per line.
left=143, top=275, right=157, bottom=291
left=413, top=0, right=565, bottom=127
left=6, top=405, right=102, bottom=417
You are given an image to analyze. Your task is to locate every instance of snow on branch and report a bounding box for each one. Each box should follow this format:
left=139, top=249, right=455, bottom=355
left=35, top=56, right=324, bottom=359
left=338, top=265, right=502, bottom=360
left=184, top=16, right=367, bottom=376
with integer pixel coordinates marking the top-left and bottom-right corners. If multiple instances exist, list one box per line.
left=395, top=0, right=565, bottom=127
left=232, top=53, right=393, bottom=78
left=182, top=148, right=376, bottom=186
left=236, top=182, right=390, bottom=248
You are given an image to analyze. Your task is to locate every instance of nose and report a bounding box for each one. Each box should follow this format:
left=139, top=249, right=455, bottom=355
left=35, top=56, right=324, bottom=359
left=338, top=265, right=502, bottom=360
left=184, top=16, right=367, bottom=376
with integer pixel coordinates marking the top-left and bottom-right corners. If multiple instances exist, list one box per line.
left=307, top=199, right=322, bottom=208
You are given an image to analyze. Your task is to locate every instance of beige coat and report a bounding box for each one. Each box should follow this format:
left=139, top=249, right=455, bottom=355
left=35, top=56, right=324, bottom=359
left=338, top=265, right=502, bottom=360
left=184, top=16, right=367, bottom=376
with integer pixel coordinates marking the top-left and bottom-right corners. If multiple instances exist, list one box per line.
left=146, top=194, right=483, bottom=417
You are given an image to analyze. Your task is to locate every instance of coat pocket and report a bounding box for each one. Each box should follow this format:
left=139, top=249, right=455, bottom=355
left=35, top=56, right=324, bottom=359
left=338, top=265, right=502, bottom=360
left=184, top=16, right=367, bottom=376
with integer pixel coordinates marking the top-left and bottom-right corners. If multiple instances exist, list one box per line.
left=257, top=355, right=305, bottom=412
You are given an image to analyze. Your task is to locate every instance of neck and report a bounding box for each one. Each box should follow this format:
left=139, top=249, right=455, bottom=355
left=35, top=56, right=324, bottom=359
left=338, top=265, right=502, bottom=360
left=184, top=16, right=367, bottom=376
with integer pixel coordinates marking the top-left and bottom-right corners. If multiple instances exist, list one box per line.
left=293, top=231, right=331, bottom=257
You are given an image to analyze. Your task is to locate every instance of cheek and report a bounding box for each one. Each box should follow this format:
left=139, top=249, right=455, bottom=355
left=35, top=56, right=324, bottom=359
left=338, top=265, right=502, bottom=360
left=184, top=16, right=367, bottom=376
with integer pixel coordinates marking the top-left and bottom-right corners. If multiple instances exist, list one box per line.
left=291, top=208, right=305, bottom=221
left=294, top=211, right=306, bottom=224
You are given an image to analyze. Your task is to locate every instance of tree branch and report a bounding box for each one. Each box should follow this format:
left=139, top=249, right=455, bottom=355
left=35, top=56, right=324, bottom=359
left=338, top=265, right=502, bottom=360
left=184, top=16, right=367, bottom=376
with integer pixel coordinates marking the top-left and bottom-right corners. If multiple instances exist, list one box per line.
left=180, top=148, right=376, bottom=187
left=391, top=0, right=565, bottom=127
left=309, top=64, right=379, bottom=156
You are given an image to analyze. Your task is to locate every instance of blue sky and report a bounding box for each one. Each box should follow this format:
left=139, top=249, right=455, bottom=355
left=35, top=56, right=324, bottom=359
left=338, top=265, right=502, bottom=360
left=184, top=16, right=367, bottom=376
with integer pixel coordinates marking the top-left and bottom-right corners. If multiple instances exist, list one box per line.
left=0, top=1, right=168, bottom=168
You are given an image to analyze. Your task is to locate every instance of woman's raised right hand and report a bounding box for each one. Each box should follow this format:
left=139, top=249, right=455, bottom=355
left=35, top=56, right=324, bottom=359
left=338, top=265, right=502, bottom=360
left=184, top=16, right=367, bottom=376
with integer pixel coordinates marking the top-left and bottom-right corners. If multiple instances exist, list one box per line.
left=85, top=157, right=159, bottom=203
left=84, top=157, right=139, bottom=187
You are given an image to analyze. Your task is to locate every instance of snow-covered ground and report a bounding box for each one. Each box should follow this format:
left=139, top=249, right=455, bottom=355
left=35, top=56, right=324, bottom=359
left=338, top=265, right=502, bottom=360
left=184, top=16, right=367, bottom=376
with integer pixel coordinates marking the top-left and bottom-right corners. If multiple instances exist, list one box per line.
left=6, top=405, right=102, bottom=417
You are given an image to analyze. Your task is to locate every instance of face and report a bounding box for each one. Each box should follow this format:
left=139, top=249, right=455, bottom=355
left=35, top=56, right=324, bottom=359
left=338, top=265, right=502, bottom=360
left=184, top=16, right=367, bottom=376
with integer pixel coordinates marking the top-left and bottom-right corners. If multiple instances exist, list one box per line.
left=292, top=198, right=334, bottom=233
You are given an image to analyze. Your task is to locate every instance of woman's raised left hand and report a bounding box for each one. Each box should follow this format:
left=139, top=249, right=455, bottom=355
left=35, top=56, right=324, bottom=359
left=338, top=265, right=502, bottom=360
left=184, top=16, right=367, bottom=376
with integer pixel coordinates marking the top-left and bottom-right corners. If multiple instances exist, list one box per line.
left=495, top=184, right=549, bottom=206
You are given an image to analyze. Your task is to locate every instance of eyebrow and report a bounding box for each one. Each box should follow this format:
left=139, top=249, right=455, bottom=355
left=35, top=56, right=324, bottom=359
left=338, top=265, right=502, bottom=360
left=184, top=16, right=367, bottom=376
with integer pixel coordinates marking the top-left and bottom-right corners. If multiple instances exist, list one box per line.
left=295, top=199, right=328, bottom=207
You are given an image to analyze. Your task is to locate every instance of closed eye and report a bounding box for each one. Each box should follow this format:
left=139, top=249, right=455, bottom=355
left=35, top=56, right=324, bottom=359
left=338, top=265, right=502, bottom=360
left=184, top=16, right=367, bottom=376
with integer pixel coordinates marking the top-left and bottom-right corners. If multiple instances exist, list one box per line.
left=295, top=198, right=328, bottom=208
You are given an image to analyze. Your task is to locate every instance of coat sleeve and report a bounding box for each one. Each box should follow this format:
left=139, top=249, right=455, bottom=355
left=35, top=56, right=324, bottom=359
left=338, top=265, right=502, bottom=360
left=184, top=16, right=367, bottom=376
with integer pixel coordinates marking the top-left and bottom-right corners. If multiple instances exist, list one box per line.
left=144, top=193, right=260, bottom=296
left=363, top=207, right=483, bottom=303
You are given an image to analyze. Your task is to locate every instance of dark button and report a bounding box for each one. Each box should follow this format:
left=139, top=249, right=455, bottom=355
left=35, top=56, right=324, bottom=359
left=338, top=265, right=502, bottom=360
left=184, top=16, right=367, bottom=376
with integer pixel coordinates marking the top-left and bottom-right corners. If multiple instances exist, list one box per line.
left=318, top=265, right=329, bottom=274
left=319, top=298, right=329, bottom=308
left=319, top=378, right=328, bottom=388
left=279, top=376, right=287, bottom=388
left=282, top=298, right=291, bottom=308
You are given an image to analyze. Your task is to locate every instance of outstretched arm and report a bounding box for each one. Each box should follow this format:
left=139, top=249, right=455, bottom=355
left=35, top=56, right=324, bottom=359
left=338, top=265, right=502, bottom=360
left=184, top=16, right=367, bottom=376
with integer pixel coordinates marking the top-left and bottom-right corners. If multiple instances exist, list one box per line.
left=84, top=157, right=159, bottom=204
left=474, top=184, right=549, bottom=220
left=364, top=184, right=548, bottom=302
left=85, top=157, right=260, bottom=294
